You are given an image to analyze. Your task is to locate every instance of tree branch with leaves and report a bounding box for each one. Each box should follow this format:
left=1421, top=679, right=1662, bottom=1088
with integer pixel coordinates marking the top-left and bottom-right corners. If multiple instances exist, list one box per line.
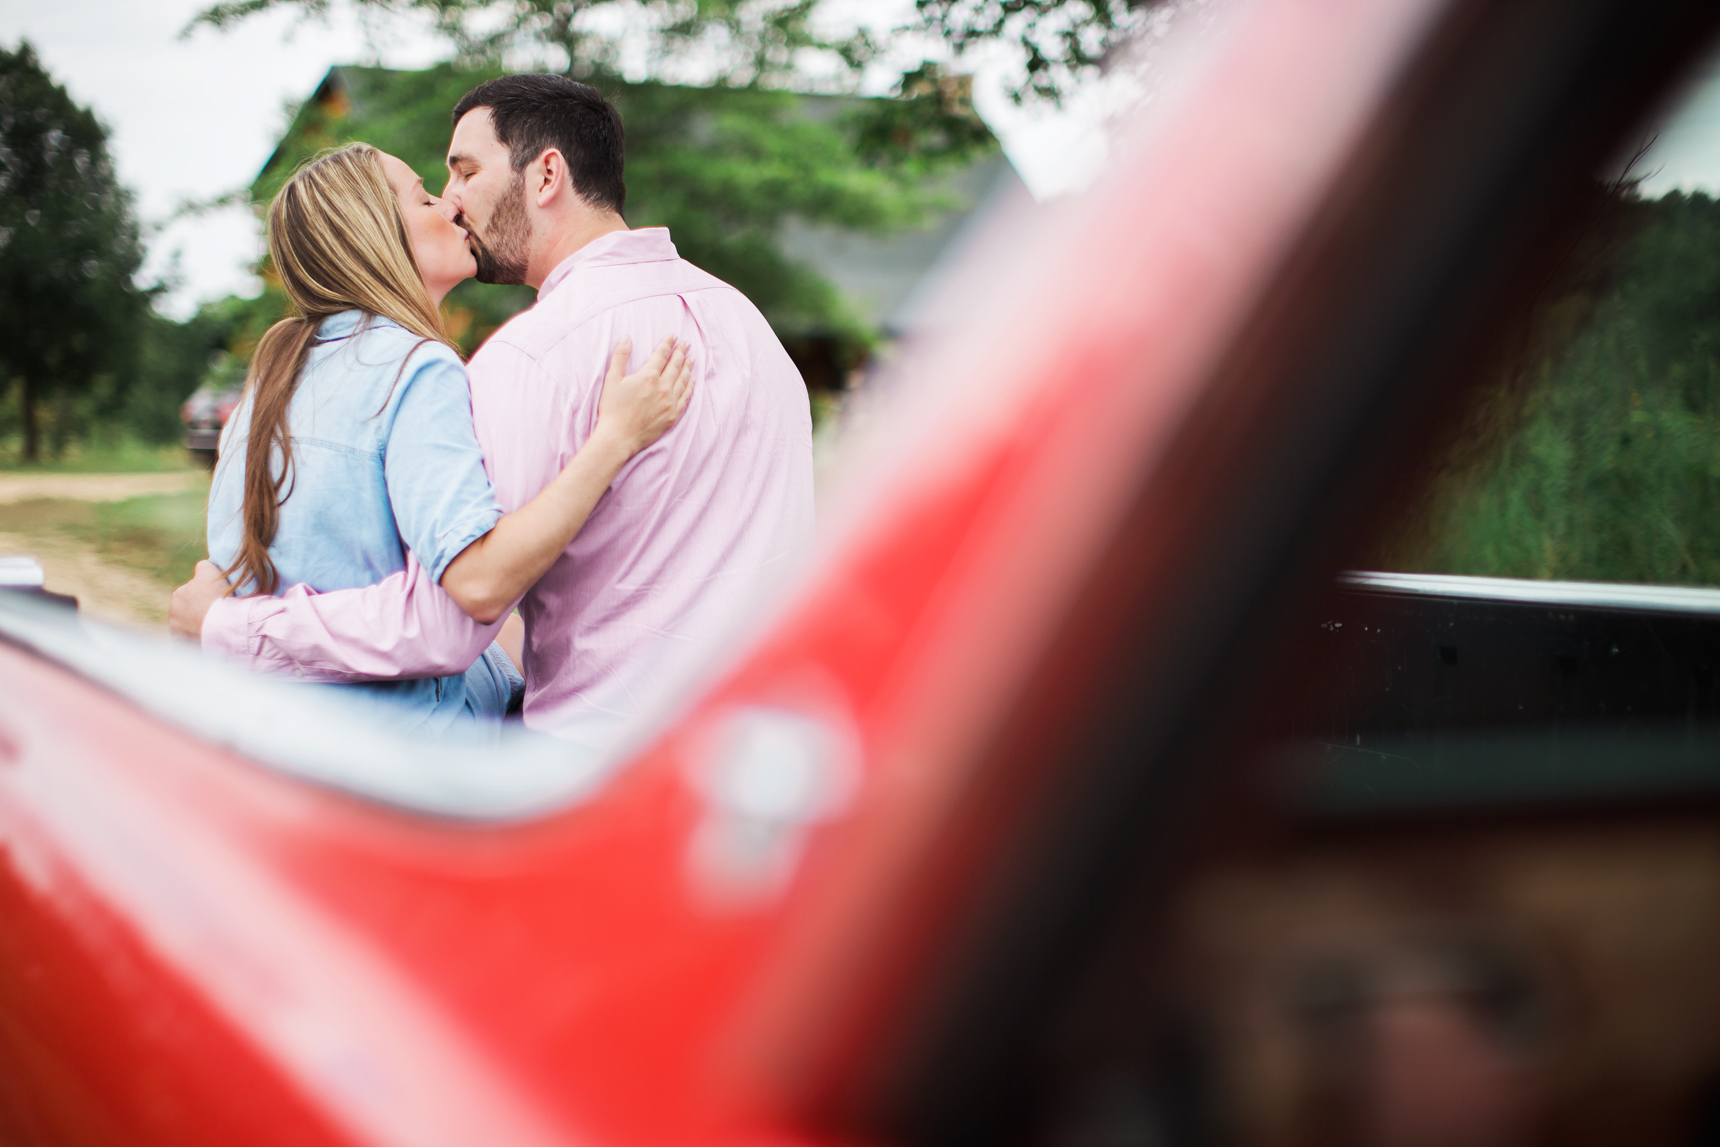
left=190, top=0, right=870, bottom=86
left=911, top=0, right=1164, bottom=104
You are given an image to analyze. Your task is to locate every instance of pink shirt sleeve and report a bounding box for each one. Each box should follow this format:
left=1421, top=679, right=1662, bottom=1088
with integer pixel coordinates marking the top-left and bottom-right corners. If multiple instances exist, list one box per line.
left=200, top=553, right=504, bottom=683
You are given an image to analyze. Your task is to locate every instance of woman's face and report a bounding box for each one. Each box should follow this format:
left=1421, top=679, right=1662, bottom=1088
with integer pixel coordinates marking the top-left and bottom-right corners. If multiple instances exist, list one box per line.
left=380, top=151, right=475, bottom=305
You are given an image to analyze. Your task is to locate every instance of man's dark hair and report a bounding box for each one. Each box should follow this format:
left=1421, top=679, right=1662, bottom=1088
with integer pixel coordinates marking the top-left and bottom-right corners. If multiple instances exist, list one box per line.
left=453, top=74, right=626, bottom=215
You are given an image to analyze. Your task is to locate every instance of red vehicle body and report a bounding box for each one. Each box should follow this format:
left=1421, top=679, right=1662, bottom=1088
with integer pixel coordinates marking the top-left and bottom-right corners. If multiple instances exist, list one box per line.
left=4, top=0, right=1719, bottom=1144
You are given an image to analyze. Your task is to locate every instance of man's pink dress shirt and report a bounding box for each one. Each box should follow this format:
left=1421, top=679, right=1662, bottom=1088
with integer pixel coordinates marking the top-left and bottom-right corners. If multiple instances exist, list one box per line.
left=202, top=228, right=814, bottom=744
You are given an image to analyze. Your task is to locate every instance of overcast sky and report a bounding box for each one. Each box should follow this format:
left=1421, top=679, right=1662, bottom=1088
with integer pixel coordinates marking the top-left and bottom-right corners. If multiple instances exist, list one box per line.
left=1638, top=45, right=1720, bottom=197
left=1, top=0, right=1717, bottom=317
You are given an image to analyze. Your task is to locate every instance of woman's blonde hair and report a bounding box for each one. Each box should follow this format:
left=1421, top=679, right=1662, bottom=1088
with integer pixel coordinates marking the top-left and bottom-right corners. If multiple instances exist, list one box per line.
left=228, top=142, right=457, bottom=595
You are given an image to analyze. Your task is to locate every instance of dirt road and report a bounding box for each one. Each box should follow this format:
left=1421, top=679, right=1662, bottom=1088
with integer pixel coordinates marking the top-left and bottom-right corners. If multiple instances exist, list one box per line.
left=0, top=528, right=176, bottom=629
left=0, top=471, right=210, bottom=631
left=0, top=471, right=207, bottom=506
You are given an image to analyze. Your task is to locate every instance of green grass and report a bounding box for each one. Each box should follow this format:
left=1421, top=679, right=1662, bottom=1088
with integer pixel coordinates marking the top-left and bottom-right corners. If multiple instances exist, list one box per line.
left=1389, top=335, right=1720, bottom=586
left=1381, top=191, right=1720, bottom=587
left=0, top=489, right=209, bottom=589
left=83, top=490, right=210, bottom=586
left=0, top=437, right=202, bottom=473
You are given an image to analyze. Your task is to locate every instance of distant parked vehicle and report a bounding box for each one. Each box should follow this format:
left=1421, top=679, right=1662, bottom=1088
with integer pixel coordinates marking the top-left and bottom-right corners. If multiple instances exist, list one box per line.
left=180, top=382, right=242, bottom=468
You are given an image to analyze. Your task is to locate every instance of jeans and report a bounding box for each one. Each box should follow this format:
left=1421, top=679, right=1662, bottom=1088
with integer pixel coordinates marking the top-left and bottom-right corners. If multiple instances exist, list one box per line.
left=464, top=641, right=526, bottom=720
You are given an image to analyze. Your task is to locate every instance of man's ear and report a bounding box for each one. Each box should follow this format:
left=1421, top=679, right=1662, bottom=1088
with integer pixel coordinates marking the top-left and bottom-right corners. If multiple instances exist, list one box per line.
left=533, top=147, right=569, bottom=208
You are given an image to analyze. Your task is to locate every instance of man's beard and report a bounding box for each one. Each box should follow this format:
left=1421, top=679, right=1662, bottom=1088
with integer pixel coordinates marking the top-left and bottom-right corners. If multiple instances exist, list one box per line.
left=466, top=173, right=530, bottom=285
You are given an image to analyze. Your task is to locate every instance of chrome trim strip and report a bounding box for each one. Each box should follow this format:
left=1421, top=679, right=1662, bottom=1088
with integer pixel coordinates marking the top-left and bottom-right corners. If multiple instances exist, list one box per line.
left=0, top=594, right=614, bottom=820
left=1339, top=570, right=1720, bottom=615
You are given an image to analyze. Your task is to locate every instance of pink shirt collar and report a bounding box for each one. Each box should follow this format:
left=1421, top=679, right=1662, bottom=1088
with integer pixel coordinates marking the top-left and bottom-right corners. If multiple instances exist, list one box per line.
left=538, top=227, right=681, bottom=299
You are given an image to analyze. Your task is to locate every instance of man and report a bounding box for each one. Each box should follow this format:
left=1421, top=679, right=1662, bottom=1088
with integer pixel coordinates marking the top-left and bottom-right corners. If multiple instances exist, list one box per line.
left=171, top=75, right=813, bottom=747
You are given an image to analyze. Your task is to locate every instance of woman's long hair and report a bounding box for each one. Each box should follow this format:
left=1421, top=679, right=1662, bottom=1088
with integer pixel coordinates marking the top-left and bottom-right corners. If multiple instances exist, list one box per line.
left=226, top=142, right=457, bottom=595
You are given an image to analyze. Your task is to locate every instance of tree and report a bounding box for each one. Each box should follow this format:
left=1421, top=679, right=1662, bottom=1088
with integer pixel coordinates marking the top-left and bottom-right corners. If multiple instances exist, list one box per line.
left=0, top=42, right=148, bottom=461
left=191, top=0, right=1160, bottom=104
left=119, top=307, right=241, bottom=445
left=204, top=0, right=1001, bottom=381
left=192, top=0, right=857, bottom=87
left=911, top=0, right=1164, bottom=104
left=253, top=62, right=992, bottom=368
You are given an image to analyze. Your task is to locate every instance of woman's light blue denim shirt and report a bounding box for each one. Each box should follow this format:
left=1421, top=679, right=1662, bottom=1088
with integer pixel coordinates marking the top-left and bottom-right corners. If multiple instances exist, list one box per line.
left=208, top=310, right=504, bottom=734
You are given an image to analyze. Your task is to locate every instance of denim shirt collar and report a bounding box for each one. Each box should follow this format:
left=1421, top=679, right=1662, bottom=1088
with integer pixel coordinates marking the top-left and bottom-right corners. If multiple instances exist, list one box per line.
left=317, top=309, right=403, bottom=343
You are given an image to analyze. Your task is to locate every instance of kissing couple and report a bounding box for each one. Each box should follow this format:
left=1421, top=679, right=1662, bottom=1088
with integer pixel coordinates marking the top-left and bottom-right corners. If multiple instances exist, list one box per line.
left=169, top=74, right=814, bottom=749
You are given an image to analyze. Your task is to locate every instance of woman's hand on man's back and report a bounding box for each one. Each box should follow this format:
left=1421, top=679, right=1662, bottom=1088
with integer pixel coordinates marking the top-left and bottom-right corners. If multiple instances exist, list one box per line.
left=593, top=336, right=694, bottom=458
left=437, top=335, right=693, bottom=625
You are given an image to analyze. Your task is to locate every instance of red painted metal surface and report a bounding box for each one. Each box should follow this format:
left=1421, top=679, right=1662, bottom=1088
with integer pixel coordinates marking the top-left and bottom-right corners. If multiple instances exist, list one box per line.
left=0, top=0, right=1508, bottom=1143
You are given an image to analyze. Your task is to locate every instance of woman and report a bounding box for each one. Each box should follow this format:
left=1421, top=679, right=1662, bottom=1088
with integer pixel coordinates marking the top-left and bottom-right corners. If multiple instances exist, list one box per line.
left=205, top=142, right=691, bottom=737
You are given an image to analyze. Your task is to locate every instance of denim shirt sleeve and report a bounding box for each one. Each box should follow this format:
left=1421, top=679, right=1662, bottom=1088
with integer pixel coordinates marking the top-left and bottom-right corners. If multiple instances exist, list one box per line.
left=383, top=348, right=504, bottom=583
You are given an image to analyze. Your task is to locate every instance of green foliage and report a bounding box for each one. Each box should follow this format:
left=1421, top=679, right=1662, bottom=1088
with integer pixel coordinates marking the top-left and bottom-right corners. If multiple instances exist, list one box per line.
left=254, top=64, right=535, bottom=353
left=190, top=0, right=1158, bottom=105
left=850, top=63, right=997, bottom=175
left=0, top=302, right=239, bottom=461
left=913, top=0, right=1162, bottom=104
left=617, top=80, right=950, bottom=349
left=249, top=63, right=993, bottom=360
left=0, top=41, right=150, bottom=460
left=255, top=63, right=496, bottom=201
left=119, top=309, right=236, bottom=443
left=198, top=0, right=1003, bottom=375
left=191, top=0, right=867, bottom=86
left=1382, top=192, right=1720, bottom=587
